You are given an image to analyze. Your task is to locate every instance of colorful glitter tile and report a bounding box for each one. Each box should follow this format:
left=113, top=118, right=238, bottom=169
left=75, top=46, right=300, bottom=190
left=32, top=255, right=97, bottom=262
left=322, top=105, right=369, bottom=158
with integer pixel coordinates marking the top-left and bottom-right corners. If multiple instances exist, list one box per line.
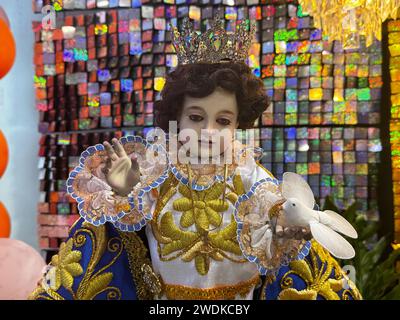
left=33, top=2, right=383, bottom=252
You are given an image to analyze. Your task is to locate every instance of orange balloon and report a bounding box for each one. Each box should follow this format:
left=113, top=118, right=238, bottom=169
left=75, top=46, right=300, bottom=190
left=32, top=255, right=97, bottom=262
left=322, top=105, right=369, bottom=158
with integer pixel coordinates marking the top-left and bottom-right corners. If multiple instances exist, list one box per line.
left=0, top=202, right=11, bottom=238
left=0, top=130, right=8, bottom=178
left=0, top=19, right=16, bottom=79
left=0, top=6, right=10, bottom=27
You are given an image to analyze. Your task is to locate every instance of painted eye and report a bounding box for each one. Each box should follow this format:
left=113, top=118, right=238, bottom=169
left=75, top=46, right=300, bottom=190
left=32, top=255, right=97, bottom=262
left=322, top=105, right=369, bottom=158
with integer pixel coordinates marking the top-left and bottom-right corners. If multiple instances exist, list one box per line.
left=189, top=114, right=203, bottom=122
left=292, top=203, right=296, bottom=207
left=217, top=118, right=231, bottom=126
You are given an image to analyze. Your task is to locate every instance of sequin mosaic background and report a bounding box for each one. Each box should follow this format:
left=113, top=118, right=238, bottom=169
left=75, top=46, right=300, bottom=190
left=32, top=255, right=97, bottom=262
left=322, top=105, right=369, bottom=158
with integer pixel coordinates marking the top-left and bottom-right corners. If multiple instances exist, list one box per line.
left=388, top=20, right=400, bottom=243
left=32, top=0, right=383, bottom=251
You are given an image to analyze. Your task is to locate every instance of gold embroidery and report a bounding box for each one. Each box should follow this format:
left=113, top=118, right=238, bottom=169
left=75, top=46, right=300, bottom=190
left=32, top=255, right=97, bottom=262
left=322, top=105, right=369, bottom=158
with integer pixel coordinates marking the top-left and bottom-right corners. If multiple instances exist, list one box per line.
left=280, top=275, right=294, bottom=289
left=141, top=264, right=163, bottom=296
left=159, top=211, right=199, bottom=256
left=341, top=286, right=361, bottom=300
left=28, top=287, right=46, bottom=300
left=28, top=238, right=84, bottom=300
left=152, top=172, right=179, bottom=222
left=161, top=273, right=261, bottom=300
left=155, top=211, right=244, bottom=264
left=115, top=203, right=131, bottom=212
left=276, top=240, right=362, bottom=300
left=278, top=288, right=318, bottom=300
left=72, top=223, right=122, bottom=300
left=174, top=182, right=228, bottom=231
left=49, top=238, right=84, bottom=291
left=341, top=278, right=362, bottom=300
left=208, top=217, right=242, bottom=256
left=225, top=174, right=246, bottom=197
left=28, top=286, right=65, bottom=300
left=153, top=177, right=247, bottom=275
left=118, top=230, right=155, bottom=300
left=30, top=222, right=123, bottom=300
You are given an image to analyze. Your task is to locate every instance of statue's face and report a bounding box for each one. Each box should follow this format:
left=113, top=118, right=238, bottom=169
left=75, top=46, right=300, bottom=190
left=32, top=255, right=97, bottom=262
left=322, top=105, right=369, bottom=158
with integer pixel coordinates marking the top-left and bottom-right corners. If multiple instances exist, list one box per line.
left=177, top=87, right=239, bottom=161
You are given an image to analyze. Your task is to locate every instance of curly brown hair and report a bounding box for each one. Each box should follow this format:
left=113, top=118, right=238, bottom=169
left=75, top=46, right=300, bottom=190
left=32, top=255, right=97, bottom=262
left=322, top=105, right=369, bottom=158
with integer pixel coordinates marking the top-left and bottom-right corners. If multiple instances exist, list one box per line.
left=154, top=62, right=270, bottom=130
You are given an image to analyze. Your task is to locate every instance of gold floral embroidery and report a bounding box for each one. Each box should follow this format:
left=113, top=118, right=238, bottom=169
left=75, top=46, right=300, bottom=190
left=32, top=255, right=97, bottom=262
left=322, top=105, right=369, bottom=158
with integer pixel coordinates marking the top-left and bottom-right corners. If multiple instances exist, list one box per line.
left=28, top=286, right=65, bottom=300
left=49, top=238, right=84, bottom=291
left=278, top=288, right=318, bottom=300
left=152, top=172, right=179, bottom=222
left=222, top=174, right=246, bottom=204
left=276, top=240, right=362, bottom=300
left=174, top=182, right=229, bottom=230
left=151, top=174, right=247, bottom=276
left=30, top=222, right=123, bottom=300
left=72, top=223, right=123, bottom=300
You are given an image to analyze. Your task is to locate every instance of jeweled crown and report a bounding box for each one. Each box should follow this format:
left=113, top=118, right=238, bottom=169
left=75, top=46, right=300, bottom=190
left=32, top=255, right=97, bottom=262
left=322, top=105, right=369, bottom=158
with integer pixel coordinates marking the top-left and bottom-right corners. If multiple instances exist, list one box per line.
left=169, top=13, right=256, bottom=65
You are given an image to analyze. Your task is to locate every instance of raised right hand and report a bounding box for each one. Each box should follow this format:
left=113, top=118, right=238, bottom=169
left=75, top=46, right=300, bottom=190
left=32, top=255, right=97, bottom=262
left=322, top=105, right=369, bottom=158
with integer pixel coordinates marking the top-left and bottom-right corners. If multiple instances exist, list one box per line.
left=102, top=138, right=140, bottom=196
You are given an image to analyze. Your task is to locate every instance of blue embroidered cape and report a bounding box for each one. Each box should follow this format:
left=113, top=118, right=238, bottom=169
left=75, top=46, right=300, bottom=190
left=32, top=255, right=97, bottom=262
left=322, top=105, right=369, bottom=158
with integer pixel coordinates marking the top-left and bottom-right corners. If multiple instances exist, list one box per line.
left=29, top=217, right=362, bottom=300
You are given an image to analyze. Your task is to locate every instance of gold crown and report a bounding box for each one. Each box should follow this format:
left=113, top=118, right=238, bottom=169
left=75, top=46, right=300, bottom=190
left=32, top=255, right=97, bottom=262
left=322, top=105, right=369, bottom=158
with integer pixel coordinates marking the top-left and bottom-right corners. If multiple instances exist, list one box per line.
left=169, top=13, right=256, bottom=65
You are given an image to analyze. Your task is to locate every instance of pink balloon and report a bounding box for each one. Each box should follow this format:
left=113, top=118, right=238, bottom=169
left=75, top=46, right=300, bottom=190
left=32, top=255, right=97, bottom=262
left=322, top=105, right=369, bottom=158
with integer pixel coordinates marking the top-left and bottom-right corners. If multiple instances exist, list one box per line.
left=0, top=239, right=46, bottom=300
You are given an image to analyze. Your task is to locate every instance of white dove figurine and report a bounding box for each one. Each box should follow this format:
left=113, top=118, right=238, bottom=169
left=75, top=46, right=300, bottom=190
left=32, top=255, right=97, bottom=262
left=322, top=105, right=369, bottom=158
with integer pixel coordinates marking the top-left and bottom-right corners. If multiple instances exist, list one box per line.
left=280, top=172, right=358, bottom=259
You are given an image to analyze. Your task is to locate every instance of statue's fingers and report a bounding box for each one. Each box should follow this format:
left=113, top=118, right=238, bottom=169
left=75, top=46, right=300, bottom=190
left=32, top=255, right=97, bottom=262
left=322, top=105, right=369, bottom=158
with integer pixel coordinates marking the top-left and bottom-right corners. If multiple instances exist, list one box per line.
left=112, top=138, right=127, bottom=157
left=283, top=227, right=294, bottom=238
left=275, top=225, right=284, bottom=237
left=101, top=166, right=109, bottom=176
left=131, top=157, right=139, bottom=173
left=294, top=228, right=304, bottom=240
left=304, top=233, right=313, bottom=241
left=103, top=141, right=118, bottom=161
left=302, top=228, right=312, bottom=240
left=105, top=157, right=112, bottom=168
left=111, top=156, right=131, bottom=174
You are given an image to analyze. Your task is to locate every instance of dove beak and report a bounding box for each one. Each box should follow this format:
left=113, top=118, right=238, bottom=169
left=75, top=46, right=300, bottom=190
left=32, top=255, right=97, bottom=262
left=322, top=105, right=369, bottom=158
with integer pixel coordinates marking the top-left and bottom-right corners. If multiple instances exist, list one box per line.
left=278, top=199, right=286, bottom=210
left=268, top=199, right=285, bottom=219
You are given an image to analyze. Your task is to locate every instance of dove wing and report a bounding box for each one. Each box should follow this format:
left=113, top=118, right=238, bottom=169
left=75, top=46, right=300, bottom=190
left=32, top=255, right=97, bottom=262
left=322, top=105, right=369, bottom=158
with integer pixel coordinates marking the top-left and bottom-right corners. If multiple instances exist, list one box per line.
left=282, top=172, right=315, bottom=209
left=322, top=210, right=358, bottom=239
left=309, top=221, right=355, bottom=259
